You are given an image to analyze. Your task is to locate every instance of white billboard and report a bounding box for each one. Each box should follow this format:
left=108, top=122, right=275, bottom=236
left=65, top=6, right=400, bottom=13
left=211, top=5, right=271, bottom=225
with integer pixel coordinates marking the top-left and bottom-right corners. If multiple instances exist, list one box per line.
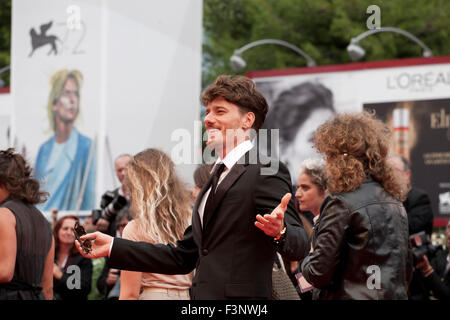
left=11, top=0, right=202, bottom=215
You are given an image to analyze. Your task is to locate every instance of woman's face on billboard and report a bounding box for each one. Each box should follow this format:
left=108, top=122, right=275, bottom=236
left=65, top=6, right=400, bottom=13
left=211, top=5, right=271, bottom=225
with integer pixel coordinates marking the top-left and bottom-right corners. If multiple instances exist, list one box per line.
left=282, top=108, right=334, bottom=184
left=53, top=77, right=79, bottom=123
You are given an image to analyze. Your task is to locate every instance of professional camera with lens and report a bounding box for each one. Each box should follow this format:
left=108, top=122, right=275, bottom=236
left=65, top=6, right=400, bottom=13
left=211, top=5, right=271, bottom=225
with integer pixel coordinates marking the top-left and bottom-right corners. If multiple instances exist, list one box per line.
left=100, top=191, right=115, bottom=210
left=91, top=191, right=128, bottom=225
left=409, top=231, right=439, bottom=265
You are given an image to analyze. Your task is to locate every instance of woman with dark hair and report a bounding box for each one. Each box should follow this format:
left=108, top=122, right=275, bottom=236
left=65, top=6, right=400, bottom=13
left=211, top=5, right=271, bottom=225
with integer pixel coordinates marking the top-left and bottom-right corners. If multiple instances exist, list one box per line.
left=53, top=215, right=92, bottom=300
left=0, top=148, right=54, bottom=300
left=301, top=111, right=412, bottom=300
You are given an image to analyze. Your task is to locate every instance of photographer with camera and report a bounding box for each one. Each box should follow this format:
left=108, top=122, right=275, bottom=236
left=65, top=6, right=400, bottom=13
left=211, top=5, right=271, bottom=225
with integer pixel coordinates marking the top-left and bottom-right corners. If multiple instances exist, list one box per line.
left=414, top=220, right=450, bottom=300
left=93, top=154, right=131, bottom=236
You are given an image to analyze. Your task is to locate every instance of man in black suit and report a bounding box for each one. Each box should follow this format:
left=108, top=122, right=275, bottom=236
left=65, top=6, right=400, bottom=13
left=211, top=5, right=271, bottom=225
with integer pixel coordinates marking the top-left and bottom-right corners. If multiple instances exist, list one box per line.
left=76, top=75, right=309, bottom=299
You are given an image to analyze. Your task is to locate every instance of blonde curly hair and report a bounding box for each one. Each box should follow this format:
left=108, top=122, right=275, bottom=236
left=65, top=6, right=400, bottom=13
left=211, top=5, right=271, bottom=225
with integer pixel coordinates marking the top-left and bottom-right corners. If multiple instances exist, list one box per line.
left=125, top=149, right=192, bottom=244
left=313, top=111, right=406, bottom=201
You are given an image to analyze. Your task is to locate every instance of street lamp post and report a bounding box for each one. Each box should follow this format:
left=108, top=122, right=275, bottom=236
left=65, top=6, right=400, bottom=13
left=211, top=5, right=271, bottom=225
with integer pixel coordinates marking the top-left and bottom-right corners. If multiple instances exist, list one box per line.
left=347, top=27, right=433, bottom=61
left=230, top=39, right=316, bottom=72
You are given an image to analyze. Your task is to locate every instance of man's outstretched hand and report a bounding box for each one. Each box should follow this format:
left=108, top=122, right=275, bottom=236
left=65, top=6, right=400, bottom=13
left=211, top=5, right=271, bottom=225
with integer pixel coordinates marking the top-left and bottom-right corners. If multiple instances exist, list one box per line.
left=254, top=193, right=290, bottom=237
left=75, top=231, right=113, bottom=259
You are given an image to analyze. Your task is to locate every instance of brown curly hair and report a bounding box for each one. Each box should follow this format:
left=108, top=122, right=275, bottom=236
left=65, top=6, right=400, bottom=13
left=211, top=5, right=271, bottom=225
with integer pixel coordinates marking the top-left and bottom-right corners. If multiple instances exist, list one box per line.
left=0, top=148, right=48, bottom=204
left=313, top=111, right=406, bottom=201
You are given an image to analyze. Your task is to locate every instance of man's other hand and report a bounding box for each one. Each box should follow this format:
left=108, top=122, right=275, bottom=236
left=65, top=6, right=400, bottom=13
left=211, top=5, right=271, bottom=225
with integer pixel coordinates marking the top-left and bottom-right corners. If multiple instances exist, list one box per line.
left=254, top=193, right=290, bottom=237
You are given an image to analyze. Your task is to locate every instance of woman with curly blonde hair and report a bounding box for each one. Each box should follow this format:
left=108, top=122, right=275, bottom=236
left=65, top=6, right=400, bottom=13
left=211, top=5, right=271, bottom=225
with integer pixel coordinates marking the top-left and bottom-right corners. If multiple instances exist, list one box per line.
left=301, top=111, right=412, bottom=300
left=119, top=148, right=193, bottom=300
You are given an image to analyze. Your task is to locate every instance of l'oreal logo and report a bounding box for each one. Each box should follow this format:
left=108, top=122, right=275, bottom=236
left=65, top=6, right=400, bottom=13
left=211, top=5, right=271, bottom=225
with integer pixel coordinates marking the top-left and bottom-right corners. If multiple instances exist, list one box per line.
left=387, top=71, right=450, bottom=92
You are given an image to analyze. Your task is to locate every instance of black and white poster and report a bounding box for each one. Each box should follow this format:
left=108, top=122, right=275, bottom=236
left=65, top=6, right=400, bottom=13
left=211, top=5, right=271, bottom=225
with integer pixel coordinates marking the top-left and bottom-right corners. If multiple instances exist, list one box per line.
left=249, top=56, right=450, bottom=226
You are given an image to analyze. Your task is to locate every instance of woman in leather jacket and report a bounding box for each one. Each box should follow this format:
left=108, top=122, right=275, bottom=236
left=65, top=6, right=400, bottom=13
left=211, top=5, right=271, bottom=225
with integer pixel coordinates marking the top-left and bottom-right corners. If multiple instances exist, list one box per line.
left=301, top=111, right=413, bottom=300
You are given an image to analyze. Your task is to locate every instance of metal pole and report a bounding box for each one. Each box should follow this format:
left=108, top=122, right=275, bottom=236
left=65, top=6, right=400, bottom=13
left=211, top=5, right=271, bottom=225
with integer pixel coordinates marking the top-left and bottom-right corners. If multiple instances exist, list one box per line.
left=235, top=39, right=316, bottom=67
left=350, top=27, right=433, bottom=56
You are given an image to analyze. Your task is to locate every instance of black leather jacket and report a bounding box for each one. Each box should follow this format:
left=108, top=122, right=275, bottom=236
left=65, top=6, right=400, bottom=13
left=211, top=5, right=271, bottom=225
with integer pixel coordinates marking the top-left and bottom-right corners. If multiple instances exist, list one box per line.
left=301, top=178, right=412, bottom=300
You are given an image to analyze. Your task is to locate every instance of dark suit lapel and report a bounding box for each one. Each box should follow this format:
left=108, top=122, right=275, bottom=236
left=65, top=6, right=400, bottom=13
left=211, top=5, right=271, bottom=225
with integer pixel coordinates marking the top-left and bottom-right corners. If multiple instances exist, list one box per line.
left=192, top=199, right=202, bottom=245
left=192, top=172, right=216, bottom=244
left=203, top=163, right=247, bottom=230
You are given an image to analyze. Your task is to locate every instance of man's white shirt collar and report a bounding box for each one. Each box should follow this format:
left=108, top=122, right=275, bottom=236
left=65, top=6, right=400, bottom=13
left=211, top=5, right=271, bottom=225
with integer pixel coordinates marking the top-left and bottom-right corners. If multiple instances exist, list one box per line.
left=216, top=140, right=254, bottom=170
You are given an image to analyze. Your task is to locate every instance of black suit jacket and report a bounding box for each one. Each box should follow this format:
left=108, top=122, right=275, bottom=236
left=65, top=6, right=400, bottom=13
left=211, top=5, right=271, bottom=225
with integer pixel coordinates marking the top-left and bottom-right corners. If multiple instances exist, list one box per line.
left=109, top=150, right=309, bottom=299
left=403, top=188, right=434, bottom=236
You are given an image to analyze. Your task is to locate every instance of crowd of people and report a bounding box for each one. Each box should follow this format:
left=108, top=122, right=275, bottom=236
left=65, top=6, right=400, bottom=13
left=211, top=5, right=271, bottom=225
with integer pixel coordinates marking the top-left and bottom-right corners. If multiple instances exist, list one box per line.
left=0, top=75, right=448, bottom=301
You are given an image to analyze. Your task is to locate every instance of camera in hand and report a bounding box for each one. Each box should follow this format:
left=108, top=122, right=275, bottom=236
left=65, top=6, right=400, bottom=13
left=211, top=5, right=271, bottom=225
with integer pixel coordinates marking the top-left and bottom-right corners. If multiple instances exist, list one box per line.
left=92, top=191, right=128, bottom=225
left=409, top=231, right=439, bottom=265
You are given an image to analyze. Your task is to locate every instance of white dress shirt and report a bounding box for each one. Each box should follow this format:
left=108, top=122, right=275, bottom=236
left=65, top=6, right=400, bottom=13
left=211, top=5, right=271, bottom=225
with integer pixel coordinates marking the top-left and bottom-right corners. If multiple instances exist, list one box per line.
left=198, top=139, right=254, bottom=227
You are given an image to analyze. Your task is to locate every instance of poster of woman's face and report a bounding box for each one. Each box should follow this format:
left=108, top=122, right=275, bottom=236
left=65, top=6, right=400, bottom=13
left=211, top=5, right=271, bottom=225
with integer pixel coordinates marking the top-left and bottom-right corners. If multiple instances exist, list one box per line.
left=52, top=76, right=80, bottom=125
left=257, top=80, right=336, bottom=184
left=34, top=69, right=96, bottom=212
left=282, top=107, right=335, bottom=182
